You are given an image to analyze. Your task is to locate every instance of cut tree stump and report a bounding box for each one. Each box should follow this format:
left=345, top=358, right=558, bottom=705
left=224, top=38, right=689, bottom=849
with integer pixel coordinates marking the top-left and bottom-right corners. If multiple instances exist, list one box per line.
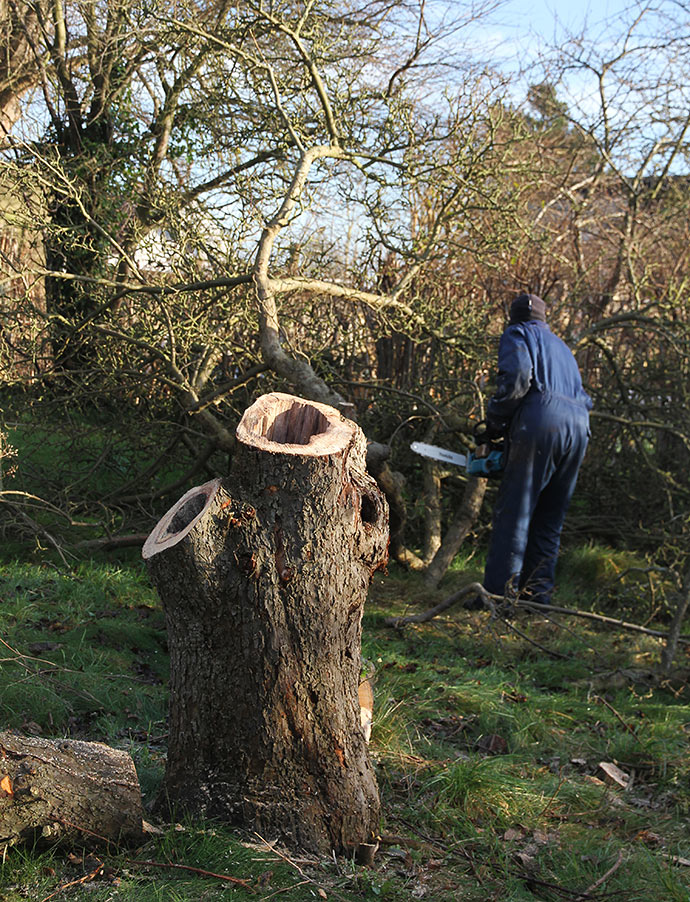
left=0, top=731, right=143, bottom=850
left=143, top=392, right=389, bottom=856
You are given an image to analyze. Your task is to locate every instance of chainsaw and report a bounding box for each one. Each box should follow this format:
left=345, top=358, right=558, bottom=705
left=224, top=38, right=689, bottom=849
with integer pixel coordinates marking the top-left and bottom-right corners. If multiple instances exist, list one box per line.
left=410, top=439, right=505, bottom=478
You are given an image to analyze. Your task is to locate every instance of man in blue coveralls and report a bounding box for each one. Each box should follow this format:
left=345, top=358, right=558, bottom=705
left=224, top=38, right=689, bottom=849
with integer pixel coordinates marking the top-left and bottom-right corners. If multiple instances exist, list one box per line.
left=475, top=293, right=592, bottom=607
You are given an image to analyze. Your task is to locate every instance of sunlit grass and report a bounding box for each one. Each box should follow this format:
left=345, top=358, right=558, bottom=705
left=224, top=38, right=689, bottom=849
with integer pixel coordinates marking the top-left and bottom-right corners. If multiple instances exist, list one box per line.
left=0, top=554, right=688, bottom=901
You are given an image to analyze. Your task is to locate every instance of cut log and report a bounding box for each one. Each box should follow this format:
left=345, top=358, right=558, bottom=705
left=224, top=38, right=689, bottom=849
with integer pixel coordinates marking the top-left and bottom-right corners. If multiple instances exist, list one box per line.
left=0, top=731, right=143, bottom=850
left=143, top=392, right=389, bottom=856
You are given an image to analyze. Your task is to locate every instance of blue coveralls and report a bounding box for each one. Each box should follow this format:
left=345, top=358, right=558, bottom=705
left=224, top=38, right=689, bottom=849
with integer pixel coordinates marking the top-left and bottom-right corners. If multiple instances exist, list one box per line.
left=483, top=320, right=592, bottom=604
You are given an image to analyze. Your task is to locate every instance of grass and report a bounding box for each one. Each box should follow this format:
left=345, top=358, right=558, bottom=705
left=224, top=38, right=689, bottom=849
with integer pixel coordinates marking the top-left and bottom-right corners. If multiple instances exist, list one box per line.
left=1, top=553, right=689, bottom=901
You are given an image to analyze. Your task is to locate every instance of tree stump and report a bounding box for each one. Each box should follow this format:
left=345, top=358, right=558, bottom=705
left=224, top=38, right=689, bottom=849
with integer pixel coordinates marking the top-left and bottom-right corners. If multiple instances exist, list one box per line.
left=143, top=392, right=389, bottom=855
left=0, top=732, right=143, bottom=850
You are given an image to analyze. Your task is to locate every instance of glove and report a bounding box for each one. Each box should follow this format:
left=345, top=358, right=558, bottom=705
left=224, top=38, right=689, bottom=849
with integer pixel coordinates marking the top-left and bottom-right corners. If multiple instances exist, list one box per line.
left=473, top=417, right=505, bottom=443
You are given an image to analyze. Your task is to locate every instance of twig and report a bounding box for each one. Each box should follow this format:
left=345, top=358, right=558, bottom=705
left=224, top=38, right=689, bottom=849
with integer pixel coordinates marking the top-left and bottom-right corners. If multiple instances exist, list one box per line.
left=53, top=818, right=255, bottom=891
left=497, top=616, right=570, bottom=660
left=576, top=849, right=625, bottom=899
left=516, top=870, right=627, bottom=899
left=252, top=833, right=307, bottom=878
left=661, top=565, right=690, bottom=674
left=518, top=600, right=690, bottom=644
left=537, top=774, right=568, bottom=818
left=2, top=500, right=73, bottom=565
left=0, top=636, right=95, bottom=680
left=124, top=858, right=255, bottom=890
left=592, top=696, right=645, bottom=747
left=394, top=818, right=447, bottom=853
left=39, top=859, right=103, bottom=902
left=56, top=818, right=114, bottom=846
left=251, top=834, right=335, bottom=900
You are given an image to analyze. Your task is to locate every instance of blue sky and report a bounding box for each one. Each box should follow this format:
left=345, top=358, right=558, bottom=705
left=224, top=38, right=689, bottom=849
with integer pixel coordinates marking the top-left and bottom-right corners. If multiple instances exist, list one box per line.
left=462, top=0, right=647, bottom=70
left=500, top=0, right=635, bottom=38
left=451, top=0, right=685, bottom=127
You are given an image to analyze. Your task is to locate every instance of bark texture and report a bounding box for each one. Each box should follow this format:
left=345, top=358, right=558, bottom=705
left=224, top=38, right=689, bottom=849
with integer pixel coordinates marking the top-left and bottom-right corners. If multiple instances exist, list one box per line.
left=0, top=732, right=143, bottom=850
left=144, top=392, right=388, bottom=855
left=421, top=460, right=443, bottom=563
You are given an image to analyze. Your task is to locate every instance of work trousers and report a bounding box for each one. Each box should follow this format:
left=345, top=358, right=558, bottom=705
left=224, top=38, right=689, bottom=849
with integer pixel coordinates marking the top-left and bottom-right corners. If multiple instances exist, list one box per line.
left=483, top=394, right=590, bottom=605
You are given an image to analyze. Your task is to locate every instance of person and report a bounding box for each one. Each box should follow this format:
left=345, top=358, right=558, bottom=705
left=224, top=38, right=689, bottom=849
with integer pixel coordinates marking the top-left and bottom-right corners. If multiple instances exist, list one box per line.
left=474, top=293, right=592, bottom=607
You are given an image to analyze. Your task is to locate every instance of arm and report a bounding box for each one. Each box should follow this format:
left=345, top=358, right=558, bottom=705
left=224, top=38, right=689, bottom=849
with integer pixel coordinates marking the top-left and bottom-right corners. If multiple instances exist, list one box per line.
left=486, top=327, right=533, bottom=435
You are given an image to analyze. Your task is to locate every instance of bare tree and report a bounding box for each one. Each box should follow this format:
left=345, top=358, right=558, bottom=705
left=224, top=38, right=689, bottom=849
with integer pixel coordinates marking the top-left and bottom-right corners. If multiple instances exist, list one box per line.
left=2, top=0, right=520, bottom=540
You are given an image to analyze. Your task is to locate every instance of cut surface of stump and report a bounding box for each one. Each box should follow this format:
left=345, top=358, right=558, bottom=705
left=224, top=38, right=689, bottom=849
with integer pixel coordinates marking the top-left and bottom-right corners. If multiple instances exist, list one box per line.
left=144, top=392, right=388, bottom=855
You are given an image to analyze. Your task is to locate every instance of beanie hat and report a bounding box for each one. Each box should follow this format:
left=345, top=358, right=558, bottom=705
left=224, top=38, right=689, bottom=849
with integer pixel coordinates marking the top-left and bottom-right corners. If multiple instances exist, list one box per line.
left=509, top=293, right=546, bottom=324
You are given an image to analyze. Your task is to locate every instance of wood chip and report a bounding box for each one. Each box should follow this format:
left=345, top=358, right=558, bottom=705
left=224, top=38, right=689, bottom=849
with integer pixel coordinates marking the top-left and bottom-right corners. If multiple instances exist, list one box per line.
left=598, top=761, right=630, bottom=788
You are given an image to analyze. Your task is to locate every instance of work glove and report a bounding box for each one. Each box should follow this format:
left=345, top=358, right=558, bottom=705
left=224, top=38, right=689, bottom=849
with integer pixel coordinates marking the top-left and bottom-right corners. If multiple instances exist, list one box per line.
left=473, top=417, right=505, bottom=444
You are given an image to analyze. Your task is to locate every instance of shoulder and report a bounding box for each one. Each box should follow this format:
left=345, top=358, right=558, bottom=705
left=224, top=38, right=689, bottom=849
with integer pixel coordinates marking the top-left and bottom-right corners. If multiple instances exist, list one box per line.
left=501, top=322, right=549, bottom=344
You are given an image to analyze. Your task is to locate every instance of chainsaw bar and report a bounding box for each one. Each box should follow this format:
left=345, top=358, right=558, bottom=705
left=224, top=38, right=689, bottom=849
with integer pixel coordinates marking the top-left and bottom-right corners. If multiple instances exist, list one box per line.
left=410, top=441, right=468, bottom=468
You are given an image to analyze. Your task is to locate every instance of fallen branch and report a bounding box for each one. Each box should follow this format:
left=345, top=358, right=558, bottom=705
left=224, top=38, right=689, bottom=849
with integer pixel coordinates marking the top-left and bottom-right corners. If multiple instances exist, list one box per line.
left=518, top=600, right=690, bottom=645
left=385, top=585, right=690, bottom=645
left=0, top=732, right=143, bottom=851
left=76, top=534, right=148, bottom=551
left=384, top=582, right=489, bottom=626
left=46, top=818, right=256, bottom=891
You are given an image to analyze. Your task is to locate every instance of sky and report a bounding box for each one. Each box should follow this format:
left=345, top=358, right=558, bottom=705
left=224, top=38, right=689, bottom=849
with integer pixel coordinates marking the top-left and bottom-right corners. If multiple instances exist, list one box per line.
left=483, top=0, right=647, bottom=54
left=442, top=0, right=688, bottom=140
left=502, top=0, right=633, bottom=36
left=423, top=0, right=654, bottom=102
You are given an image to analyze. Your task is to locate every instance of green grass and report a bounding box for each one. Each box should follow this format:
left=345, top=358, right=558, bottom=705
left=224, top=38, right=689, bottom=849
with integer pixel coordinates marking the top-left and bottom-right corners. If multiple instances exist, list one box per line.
left=1, top=555, right=689, bottom=901
left=1, top=411, right=223, bottom=555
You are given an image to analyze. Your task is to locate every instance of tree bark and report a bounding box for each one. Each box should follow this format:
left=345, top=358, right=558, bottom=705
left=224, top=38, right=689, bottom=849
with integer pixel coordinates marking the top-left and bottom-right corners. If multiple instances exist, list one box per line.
left=421, top=460, right=443, bottom=563
left=0, top=732, right=143, bottom=851
left=423, top=477, right=487, bottom=589
left=143, top=392, right=388, bottom=856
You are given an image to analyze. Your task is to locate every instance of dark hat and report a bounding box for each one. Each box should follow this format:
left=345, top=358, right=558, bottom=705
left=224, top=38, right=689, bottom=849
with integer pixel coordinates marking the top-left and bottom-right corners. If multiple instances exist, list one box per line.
left=509, top=293, right=546, bottom=324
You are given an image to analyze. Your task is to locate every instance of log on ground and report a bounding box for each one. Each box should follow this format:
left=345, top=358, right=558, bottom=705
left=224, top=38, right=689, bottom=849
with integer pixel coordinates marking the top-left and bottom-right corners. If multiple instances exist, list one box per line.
left=0, top=731, right=144, bottom=851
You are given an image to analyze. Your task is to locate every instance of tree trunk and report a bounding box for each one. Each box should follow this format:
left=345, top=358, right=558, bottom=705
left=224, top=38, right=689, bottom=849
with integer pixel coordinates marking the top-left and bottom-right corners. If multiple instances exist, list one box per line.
left=143, top=392, right=388, bottom=856
left=660, top=565, right=690, bottom=676
left=423, top=477, right=487, bottom=589
left=421, top=460, right=443, bottom=563
left=366, top=444, right=424, bottom=571
left=0, top=732, right=143, bottom=851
